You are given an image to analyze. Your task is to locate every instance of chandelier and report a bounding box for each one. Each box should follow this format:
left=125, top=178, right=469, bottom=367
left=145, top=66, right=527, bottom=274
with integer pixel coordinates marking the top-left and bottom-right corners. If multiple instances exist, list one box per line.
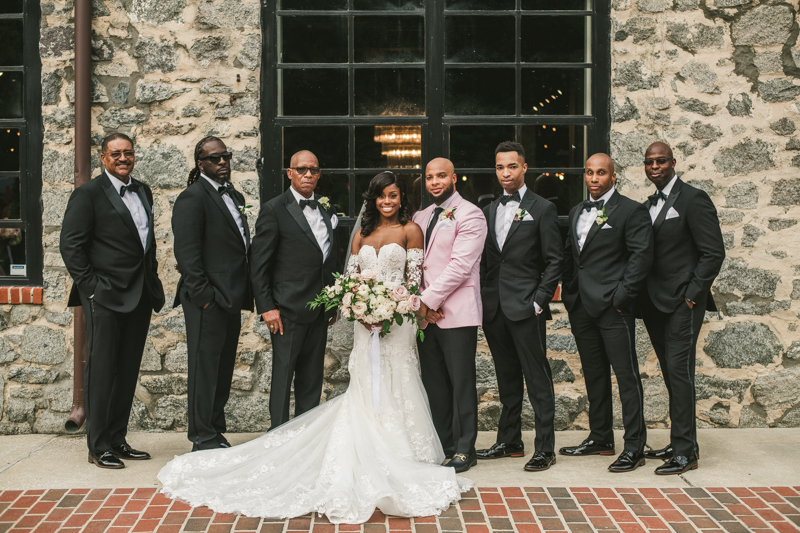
left=373, top=126, right=421, bottom=168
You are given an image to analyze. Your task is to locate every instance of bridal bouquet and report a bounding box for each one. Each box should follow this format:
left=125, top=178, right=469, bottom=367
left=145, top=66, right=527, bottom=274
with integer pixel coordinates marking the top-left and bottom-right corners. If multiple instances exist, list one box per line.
left=309, top=270, right=425, bottom=340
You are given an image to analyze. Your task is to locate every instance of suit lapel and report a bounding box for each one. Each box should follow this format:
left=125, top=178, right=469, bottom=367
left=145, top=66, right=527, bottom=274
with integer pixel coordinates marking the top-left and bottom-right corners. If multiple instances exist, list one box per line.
left=285, top=190, right=323, bottom=254
left=316, top=194, right=334, bottom=253
left=653, top=179, right=683, bottom=234
left=427, top=193, right=461, bottom=256
left=581, top=191, right=618, bottom=253
left=100, top=172, right=143, bottom=250
left=133, top=180, right=154, bottom=252
left=237, top=191, right=251, bottom=250
left=569, top=204, right=581, bottom=257
left=502, top=190, right=537, bottom=250
left=422, top=204, right=437, bottom=259
left=201, top=178, right=247, bottom=251
left=487, top=199, right=500, bottom=252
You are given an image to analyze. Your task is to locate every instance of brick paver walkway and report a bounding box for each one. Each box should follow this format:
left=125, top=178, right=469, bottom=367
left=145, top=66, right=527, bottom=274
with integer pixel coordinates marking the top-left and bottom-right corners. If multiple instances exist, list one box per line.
left=1, top=486, right=798, bottom=533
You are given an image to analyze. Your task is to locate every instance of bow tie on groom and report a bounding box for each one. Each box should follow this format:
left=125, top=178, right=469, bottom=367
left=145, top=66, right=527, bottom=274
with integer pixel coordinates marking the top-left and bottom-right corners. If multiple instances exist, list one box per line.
left=299, top=199, right=320, bottom=210
left=498, top=191, right=521, bottom=205
left=582, top=199, right=605, bottom=212
left=648, top=190, right=668, bottom=206
left=119, top=182, right=140, bottom=197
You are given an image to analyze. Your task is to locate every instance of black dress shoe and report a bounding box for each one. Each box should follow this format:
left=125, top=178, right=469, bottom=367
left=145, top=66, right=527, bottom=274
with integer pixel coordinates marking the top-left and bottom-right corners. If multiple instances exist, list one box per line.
left=655, top=454, right=698, bottom=475
left=111, top=443, right=151, bottom=460
left=559, top=438, right=615, bottom=456
left=448, top=450, right=478, bottom=473
left=191, top=440, right=222, bottom=452
left=477, top=442, right=524, bottom=460
left=644, top=444, right=673, bottom=460
left=524, top=451, right=556, bottom=472
left=88, top=451, right=125, bottom=469
left=608, top=450, right=646, bottom=473
left=216, top=434, right=231, bottom=448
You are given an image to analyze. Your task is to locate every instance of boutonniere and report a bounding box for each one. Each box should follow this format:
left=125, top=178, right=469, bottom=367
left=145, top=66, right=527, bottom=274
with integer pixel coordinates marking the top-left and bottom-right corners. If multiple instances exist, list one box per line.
left=239, top=204, right=253, bottom=215
left=318, top=197, right=331, bottom=210
left=439, top=207, right=457, bottom=222
left=595, top=207, right=608, bottom=226
left=513, top=208, right=528, bottom=222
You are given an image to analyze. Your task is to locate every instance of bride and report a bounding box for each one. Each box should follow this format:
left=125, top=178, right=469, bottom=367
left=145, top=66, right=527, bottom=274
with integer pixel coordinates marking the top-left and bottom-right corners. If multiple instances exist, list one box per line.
left=158, top=171, right=472, bottom=523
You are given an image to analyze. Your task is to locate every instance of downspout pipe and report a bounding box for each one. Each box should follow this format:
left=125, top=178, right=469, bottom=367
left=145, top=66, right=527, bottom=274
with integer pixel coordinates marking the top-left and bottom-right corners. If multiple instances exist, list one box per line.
left=65, top=0, right=92, bottom=432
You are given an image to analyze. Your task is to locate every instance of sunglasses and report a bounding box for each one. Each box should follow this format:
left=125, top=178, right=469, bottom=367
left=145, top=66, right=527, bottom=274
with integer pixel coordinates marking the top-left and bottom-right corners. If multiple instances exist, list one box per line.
left=644, top=158, right=670, bottom=166
left=290, top=166, right=322, bottom=176
left=200, top=151, right=233, bottom=164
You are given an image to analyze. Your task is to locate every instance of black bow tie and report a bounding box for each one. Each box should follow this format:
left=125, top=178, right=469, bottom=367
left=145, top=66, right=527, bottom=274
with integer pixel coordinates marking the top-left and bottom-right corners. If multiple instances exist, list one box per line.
left=299, top=199, right=319, bottom=211
left=119, top=182, right=140, bottom=197
left=582, top=199, right=604, bottom=212
left=648, top=190, right=668, bottom=206
left=499, top=191, right=521, bottom=206
left=218, top=183, right=236, bottom=197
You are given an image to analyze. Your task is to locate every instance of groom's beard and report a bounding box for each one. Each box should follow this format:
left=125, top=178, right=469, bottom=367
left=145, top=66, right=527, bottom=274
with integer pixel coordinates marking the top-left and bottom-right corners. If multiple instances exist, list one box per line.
left=432, top=182, right=456, bottom=206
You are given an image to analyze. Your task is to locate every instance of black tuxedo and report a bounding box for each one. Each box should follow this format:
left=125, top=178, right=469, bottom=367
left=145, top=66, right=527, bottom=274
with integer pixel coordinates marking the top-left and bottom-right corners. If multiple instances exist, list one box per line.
left=251, top=188, right=339, bottom=428
left=638, top=177, right=725, bottom=457
left=173, top=177, right=253, bottom=449
left=60, top=171, right=165, bottom=455
left=562, top=190, right=653, bottom=454
left=480, top=190, right=562, bottom=452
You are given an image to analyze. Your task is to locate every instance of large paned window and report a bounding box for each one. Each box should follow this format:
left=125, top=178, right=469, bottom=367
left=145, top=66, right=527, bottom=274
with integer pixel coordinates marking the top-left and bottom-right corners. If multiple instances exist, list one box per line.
left=261, top=0, right=609, bottom=246
left=0, top=0, right=42, bottom=285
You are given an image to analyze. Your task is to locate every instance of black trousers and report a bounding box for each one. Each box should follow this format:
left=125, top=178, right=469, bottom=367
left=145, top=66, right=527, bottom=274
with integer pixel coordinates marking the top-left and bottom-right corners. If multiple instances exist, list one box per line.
left=484, top=309, right=555, bottom=453
left=569, top=299, right=646, bottom=454
left=417, top=324, right=478, bottom=456
left=268, top=314, right=328, bottom=429
left=81, top=292, right=151, bottom=455
left=183, top=299, right=241, bottom=447
left=641, top=296, right=706, bottom=457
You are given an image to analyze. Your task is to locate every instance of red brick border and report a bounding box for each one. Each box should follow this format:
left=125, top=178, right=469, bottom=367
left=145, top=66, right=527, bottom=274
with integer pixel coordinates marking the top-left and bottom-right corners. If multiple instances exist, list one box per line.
left=0, top=286, right=43, bottom=304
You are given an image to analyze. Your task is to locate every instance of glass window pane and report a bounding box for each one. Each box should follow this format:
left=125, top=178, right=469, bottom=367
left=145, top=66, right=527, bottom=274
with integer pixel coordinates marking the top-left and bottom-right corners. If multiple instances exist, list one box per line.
left=522, top=0, right=590, bottom=9
left=354, top=0, right=423, bottom=9
left=0, top=227, right=25, bottom=277
left=446, top=16, right=514, bottom=63
left=0, top=175, right=21, bottom=219
left=0, top=21, right=23, bottom=66
left=529, top=172, right=582, bottom=216
left=356, top=125, right=422, bottom=169
left=355, top=68, right=424, bottom=116
left=355, top=173, right=422, bottom=215
left=0, top=72, right=23, bottom=118
left=0, top=0, right=23, bottom=13
left=0, top=128, right=20, bottom=171
left=522, top=17, right=587, bottom=62
left=522, top=69, right=587, bottom=115
left=282, top=126, right=349, bottom=169
left=449, top=125, right=515, bottom=168
left=454, top=173, right=503, bottom=208
left=520, top=124, right=586, bottom=168
left=446, top=0, right=515, bottom=9
left=355, top=16, right=424, bottom=63
left=280, top=16, right=347, bottom=63
left=445, top=69, right=515, bottom=115
left=281, top=69, right=348, bottom=116
left=284, top=173, right=349, bottom=217
left=277, top=0, right=347, bottom=10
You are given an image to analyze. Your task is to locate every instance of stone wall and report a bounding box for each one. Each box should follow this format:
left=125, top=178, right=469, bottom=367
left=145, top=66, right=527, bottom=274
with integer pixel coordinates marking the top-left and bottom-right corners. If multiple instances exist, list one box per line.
left=0, top=0, right=798, bottom=435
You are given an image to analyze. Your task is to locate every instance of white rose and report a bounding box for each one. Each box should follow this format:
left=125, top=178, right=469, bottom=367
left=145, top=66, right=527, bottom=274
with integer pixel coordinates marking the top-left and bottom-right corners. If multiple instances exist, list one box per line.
left=352, top=301, right=368, bottom=319
left=396, top=300, right=411, bottom=314
left=361, top=269, right=377, bottom=281
left=342, top=307, right=352, bottom=319
left=391, top=285, right=409, bottom=302
left=342, top=293, right=353, bottom=307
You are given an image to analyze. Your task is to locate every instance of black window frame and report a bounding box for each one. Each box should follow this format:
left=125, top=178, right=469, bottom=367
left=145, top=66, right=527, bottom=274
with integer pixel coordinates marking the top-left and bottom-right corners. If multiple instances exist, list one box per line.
left=0, top=0, right=43, bottom=287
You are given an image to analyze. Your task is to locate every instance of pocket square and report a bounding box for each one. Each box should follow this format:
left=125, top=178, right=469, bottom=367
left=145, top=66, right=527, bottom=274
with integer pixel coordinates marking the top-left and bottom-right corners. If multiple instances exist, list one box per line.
left=438, top=220, right=454, bottom=230
left=522, top=213, right=534, bottom=221
left=665, top=207, right=679, bottom=220
left=331, top=214, right=339, bottom=229
left=601, top=224, right=613, bottom=229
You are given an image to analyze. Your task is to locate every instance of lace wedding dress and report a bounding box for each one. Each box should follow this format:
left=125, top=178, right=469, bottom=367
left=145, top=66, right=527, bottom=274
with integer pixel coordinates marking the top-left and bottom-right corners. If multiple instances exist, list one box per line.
left=158, top=243, right=472, bottom=523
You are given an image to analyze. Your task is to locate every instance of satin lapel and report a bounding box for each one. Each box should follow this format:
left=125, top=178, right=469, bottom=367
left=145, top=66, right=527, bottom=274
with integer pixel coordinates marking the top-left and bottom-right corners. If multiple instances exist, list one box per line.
left=569, top=205, right=581, bottom=257
left=502, top=191, right=537, bottom=250
left=581, top=193, right=619, bottom=254
left=422, top=204, right=436, bottom=259
left=427, top=193, right=461, bottom=255
left=317, top=194, right=334, bottom=249
left=133, top=181, right=154, bottom=252
left=202, top=179, right=246, bottom=251
left=100, top=173, right=142, bottom=249
left=487, top=199, right=500, bottom=252
left=237, top=191, right=251, bottom=250
left=653, top=180, right=683, bottom=234
left=286, top=192, right=322, bottom=254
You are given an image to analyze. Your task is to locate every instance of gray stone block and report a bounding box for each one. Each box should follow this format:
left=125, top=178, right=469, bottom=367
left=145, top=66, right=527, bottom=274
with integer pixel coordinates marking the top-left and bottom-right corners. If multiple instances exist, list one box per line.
left=97, top=108, right=148, bottom=129
left=666, top=22, right=724, bottom=53
left=701, top=403, right=731, bottom=426
left=231, top=147, right=259, bottom=172
left=758, top=80, right=800, bottom=103
left=7, top=398, right=35, bottom=423
left=786, top=138, right=800, bottom=151
left=704, top=322, right=782, bottom=369
left=643, top=377, right=669, bottom=423
left=770, top=118, right=796, bottom=137
left=716, top=258, right=778, bottom=298
left=726, top=93, right=752, bottom=117
left=130, top=0, right=186, bottom=25
left=164, top=342, right=188, bottom=373
left=738, top=405, right=769, bottom=428
left=691, top=121, right=722, bottom=142
left=39, top=26, right=74, bottom=58
left=155, top=395, right=188, bottom=429
left=41, top=72, right=63, bottom=105
left=554, top=395, right=586, bottom=430
left=181, top=105, right=203, bottom=118
left=714, top=0, right=750, bottom=6
left=196, top=1, right=259, bottom=30
left=741, top=224, right=764, bottom=247
left=136, top=80, right=175, bottom=104
left=237, top=34, right=261, bottom=71
left=770, top=179, right=800, bottom=206
left=133, top=38, right=179, bottom=74
left=638, top=0, right=670, bottom=12
left=613, top=60, right=661, bottom=91
left=66, top=78, right=109, bottom=104
left=140, top=374, right=188, bottom=395
left=42, top=148, right=73, bottom=184
left=258, top=354, right=273, bottom=393
left=754, top=51, right=783, bottom=74
left=674, top=0, right=698, bottom=9
left=0, top=422, right=32, bottom=435
left=477, top=401, right=501, bottom=431
left=546, top=334, right=577, bottom=354
left=129, top=397, right=157, bottom=431
left=190, top=37, right=229, bottom=66
left=725, top=181, right=758, bottom=209
left=44, top=108, right=75, bottom=128
left=676, top=97, right=717, bottom=116
left=610, top=131, right=659, bottom=168
left=112, top=82, right=130, bottom=104
left=695, top=374, right=750, bottom=401
left=0, top=337, right=18, bottom=363
left=777, top=403, right=800, bottom=428
left=33, top=410, right=68, bottom=433
left=224, top=394, right=270, bottom=432
left=616, top=17, right=657, bottom=44
left=0, top=374, right=4, bottom=416
left=21, top=326, right=67, bottom=365
left=713, top=140, right=774, bottom=177
left=140, top=340, right=162, bottom=372
left=476, top=356, right=497, bottom=388
left=768, top=218, right=796, bottom=231
left=731, top=5, right=793, bottom=46
left=46, top=386, right=73, bottom=413
left=786, top=341, right=800, bottom=360
left=549, top=359, right=575, bottom=383
left=134, top=145, right=189, bottom=189
left=680, top=61, right=719, bottom=94
left=753, top=367, right=800, bottom=406
left=231, top=369, right=254, bottom=391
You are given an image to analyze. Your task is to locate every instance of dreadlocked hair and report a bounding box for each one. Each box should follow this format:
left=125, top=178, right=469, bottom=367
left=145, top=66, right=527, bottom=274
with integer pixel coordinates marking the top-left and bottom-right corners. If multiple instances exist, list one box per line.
left=187, top=136, right=223, bottom=187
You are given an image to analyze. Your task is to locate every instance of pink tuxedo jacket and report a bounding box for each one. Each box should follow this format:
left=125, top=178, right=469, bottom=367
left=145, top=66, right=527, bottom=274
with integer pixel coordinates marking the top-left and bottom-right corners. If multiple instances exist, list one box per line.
left=412, top=192, right=487, bottom=329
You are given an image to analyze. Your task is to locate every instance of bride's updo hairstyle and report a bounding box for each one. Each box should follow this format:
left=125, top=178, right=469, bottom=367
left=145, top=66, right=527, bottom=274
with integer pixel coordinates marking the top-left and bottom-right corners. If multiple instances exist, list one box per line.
left=360, top=171, right=413, bottom=237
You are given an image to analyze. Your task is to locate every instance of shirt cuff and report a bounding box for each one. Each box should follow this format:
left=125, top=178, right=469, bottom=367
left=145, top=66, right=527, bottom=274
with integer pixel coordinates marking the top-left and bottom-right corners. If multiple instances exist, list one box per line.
left=533, top=301, right=542, bottom=314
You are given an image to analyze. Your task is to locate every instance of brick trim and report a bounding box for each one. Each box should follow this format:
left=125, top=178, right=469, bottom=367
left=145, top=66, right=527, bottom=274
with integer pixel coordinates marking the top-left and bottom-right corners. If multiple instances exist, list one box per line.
left=0, top=286, right=43, bottom=304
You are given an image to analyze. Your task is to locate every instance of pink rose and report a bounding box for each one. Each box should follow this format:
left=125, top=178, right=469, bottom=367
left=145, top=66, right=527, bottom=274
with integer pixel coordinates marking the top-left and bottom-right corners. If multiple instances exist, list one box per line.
left=352, top=301, right=368, bottom=319
left=409, top=295, right=421, bottom=312
left=391, top=285, right=409, bottom=302
left=361, top=269, right=377, bottom=281
left=342, top=293, right=353, bottom=307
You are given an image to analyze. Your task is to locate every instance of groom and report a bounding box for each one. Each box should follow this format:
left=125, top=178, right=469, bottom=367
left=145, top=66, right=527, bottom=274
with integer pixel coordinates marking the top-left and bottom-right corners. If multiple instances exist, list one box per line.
left=250, top=150, right=339, bottom=429
left=413, top=157, right=487, bottom=473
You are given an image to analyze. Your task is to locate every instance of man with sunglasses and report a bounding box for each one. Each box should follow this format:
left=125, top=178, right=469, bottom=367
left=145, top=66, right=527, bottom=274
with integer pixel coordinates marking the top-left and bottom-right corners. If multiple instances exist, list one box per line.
left=173, top=136, right=253, bottom=451
left=637, top=142, right=725, bottom=475
left=61, top=133, right=165, bottom=468
left=251, top=150, right=339, bottom=429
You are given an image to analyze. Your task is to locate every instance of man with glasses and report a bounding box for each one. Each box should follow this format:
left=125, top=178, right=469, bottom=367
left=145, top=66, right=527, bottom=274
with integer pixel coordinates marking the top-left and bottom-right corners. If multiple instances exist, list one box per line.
left=173, top=136, right=253, bottom=451
left=251, top=150, right=339, bottom=428
left=60, top=133, right=165, bottom=468
left=638, top=142, right=725, bottom=475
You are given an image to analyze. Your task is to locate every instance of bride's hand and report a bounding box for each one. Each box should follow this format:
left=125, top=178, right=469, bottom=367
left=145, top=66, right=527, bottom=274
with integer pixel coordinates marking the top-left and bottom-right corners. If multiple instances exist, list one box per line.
left=359, top=320, right=381, bottom=331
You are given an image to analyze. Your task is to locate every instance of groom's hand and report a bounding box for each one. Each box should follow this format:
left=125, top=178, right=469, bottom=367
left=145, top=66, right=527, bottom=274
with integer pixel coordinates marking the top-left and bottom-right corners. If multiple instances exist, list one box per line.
left=262, top=310, right=283, bottom=336
left=417, top=301, right=429, bottom=319
left=425, top=308, right=445, bottom=324
left=328, top=315, right=338, bottom=326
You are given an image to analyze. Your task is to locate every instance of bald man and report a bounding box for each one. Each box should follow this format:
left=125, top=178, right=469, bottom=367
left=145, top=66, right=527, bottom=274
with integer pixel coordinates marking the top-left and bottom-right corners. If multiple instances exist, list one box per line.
left=560, top=153, right=654, bottom=473
left=251, top=150, right=340, bottom=428
left=638, top=142, right=724, bottom=475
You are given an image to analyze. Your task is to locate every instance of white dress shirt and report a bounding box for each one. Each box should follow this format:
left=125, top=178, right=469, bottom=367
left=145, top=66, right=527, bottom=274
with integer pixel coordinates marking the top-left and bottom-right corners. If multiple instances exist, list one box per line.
left=202, top=174, right=247, bottom=247
left=107, top=171, right=149, bottom=250
left=576, top=187, right=616, bottom=252
left=648, top=174, right=678, bottom=223
left=290, top=186, right=331, bottom=261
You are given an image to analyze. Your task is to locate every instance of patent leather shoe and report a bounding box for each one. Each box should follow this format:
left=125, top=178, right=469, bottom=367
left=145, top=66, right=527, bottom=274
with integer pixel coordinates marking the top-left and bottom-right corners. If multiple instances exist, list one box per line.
left=559, top=438, right=615, bottom=456
left=448, top=450, right=478, bottom=473
left=608, top=450, right=646, bottom=473
left=477, top=442, right=525, bottom=460
left=216, top=434, right=231, bottom=448
left=88, top=451, right=125, bottom=469
left=655, top=454, right=698, bottom=475
left=191, top=439, right=222, bottom=452
left=111, top=443, right=151, bottom=460
left=524, top=451, right=556, bottom=472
